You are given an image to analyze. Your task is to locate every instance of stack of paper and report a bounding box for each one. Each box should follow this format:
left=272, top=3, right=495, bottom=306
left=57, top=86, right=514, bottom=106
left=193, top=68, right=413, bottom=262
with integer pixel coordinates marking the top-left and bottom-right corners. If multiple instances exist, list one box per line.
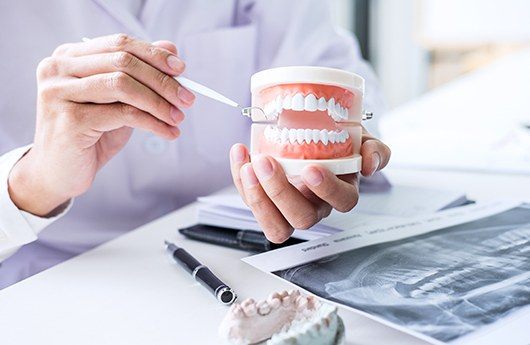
left=197, top=185, right=468, bottom=240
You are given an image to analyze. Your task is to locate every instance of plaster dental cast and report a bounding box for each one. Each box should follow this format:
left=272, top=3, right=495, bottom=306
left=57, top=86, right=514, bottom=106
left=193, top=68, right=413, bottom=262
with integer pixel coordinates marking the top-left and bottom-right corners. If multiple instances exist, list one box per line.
left=220, top=289, right=344, bottom=345
left=0, top=1, right=390, bottom=289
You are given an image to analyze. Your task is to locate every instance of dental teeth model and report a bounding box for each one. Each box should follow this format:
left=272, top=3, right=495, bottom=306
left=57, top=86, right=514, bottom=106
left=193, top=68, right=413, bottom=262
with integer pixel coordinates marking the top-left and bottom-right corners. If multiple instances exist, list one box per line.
left=219, top=290, right=345, bottom=345
left=250, top=66, right=367, bottom=175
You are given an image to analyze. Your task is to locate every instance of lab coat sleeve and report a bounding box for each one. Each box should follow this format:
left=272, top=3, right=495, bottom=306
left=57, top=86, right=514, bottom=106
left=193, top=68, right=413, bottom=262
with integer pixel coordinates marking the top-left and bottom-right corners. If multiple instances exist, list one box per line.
left=238, top=0, right=386, bottom=136
left=0, top=145, right=72, bottom=262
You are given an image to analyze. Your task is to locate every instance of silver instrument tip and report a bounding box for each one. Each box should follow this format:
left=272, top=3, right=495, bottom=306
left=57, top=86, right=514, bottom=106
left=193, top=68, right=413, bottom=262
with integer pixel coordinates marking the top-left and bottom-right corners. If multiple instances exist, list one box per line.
left=362, top=112, right=374, bottom=120
left=240, top=106, right=272, bottom=119
left=240, top=107, right=253, bottom=118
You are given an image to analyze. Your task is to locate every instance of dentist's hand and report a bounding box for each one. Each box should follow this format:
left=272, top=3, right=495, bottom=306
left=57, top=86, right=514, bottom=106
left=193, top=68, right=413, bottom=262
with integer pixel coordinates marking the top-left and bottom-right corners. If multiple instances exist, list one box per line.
left=8, top=34, right=195, bottom=216
left=230, top=129, right=390, bottom=243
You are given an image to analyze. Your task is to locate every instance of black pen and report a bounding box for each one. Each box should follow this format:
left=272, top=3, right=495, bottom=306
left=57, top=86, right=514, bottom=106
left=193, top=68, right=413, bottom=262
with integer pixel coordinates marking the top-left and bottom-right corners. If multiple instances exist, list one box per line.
left=179, top=224, right=306, bottom=252
left=164, top=240, right=237, bottom=305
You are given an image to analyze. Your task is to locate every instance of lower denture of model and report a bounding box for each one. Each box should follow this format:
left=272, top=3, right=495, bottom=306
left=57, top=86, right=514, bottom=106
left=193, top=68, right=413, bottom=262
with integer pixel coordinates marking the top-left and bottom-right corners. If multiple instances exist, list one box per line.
left=219, top=289, right=344, bottom=345
left=257, top=84, right=357, bottom=160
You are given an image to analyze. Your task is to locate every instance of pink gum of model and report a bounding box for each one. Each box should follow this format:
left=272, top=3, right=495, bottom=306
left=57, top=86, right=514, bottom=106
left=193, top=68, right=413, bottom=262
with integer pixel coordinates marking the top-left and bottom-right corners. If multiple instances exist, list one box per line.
left=252, top=83, right=362, bottom=160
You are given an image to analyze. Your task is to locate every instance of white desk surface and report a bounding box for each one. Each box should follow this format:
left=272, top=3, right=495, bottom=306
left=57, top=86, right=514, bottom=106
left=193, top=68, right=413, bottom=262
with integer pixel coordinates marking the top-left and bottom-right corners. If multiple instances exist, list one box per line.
left=1, top=168, right=529, bottom=345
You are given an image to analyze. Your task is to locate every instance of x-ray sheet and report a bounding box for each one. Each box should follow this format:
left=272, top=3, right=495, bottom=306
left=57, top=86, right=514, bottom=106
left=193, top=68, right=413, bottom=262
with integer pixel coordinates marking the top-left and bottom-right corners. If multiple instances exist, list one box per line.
left=243, top=201, right=530, bottom=345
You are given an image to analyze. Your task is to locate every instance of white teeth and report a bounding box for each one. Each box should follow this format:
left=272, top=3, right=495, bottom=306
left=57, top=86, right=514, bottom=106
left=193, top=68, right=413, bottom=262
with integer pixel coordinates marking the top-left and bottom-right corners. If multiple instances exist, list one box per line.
left=335, top=103, right=341, bottom=116
left=320, top=130, right=328, bottom=145
left=263, top=125, right=349, bottom=145
left=304, top=94, right=317, bottom=111
left=261, top=93, right=349, bottom=120
left=282, top=95, right=292, bottom=110
left=325, top=97, right=349, bottom=121
left=263, top=102, right=271, bottom=114
left=275, top=95, right=283, bottom=113
left=262, top=97, right=281, bottom=119
left=312, top=129, right=320, bottom=143
left=289, top=290, right=301, bottom=299
left=288, top=129, right=297, bottom=144
left=327, top=98, right=335, bottom=118
left=296, top=296, right=308, bottom=310
left=317, top=97, right=327, bottom=111
left=282, top=296, right=292, bottom=307
left=267, top=296, right=281, bottom=309
left=243, top=303, right=257, bottom=316
left=292, top=93, right=305, bottom=111
left=304, top=129, right=312, bottom=144
left=329, top=133, right=336, bottom=144
left=257, top=301, right=271, bottom=316
left=231, top=304, right=244, bottom=317
left=281, top=127, right=289, bottom=142
left=241, top=298, right=254, bottom=307
left=337, top=106, right=348, bottom=120
left=241, top=299, right=257, bottom=316
left=296, top=129, right=305, bottom=144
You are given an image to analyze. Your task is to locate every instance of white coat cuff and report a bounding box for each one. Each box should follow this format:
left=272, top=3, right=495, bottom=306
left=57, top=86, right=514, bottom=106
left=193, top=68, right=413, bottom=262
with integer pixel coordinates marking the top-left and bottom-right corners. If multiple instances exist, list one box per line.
left=0, top=145, right=72, bottom=253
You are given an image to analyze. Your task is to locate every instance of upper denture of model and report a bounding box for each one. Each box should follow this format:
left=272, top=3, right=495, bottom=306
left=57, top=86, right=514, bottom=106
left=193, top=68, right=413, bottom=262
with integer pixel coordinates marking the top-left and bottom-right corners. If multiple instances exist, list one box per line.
left=258, top=84, right=355, bottom=120
left=256, top=84, right=359, bottom=160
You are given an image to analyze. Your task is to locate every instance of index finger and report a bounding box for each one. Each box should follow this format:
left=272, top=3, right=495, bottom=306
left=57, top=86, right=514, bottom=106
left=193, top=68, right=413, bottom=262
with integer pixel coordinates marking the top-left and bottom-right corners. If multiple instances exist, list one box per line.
left=53, top=34, right=184, bottom=76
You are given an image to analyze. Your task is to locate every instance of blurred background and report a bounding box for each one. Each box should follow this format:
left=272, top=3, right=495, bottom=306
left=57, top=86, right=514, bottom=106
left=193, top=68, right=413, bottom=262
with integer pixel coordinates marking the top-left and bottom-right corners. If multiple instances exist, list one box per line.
left=330, top=0, right=530, bottom=174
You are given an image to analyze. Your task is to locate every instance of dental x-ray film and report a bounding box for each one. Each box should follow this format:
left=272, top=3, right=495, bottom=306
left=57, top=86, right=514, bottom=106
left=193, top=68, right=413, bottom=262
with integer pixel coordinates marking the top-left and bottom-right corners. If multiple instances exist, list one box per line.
left=244, top=202, right=530, bottom=344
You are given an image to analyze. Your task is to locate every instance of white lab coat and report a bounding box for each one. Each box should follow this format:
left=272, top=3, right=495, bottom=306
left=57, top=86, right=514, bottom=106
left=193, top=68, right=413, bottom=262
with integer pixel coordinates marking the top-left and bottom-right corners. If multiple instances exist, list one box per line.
left=0, top=0, right=385, bottom=288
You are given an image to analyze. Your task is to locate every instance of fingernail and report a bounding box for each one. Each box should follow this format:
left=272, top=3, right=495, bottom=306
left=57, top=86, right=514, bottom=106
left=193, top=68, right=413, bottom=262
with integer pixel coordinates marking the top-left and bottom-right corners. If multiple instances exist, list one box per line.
left=167, top=55, right=184, bottom=72
left=178, top=86, right=195, bottom=104
left=370, top=152, right=381, bottom=176
left=253, top=155, right=274, bottom=180
left=231, top=145, right=246, bottom=164
left=303, top=167, right=323, bottom=187
left=170, top=126, right=180, bottom=136
left=241, top=164, right=259, bottom=188
left=170, top=106, right=183, bottom=124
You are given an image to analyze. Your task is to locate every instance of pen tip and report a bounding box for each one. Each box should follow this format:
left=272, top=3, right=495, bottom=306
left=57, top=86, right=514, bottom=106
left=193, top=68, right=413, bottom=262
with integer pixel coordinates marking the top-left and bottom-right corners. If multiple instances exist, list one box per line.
left=164, top=240, right=171, bottom=246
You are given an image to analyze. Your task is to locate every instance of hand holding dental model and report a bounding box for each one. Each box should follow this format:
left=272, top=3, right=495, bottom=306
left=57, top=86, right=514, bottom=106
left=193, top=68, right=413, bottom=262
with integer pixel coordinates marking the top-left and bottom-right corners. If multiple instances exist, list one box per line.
left=8, top=34, right=195, bottom=216
left=230, top=67, right=390, bottom=243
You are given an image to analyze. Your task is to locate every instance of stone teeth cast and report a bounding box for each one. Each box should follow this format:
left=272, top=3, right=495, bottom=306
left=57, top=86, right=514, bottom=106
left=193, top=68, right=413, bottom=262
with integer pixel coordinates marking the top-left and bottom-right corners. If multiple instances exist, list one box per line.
left=262, top=93, right=350, bottom=120
left=219, top=289, right=343, bottom=345
left=234, top=290, right=307, bottom=318
left=257, top=301, right=272, bottom=316
left=264, top=125, right=349, bottom=145
left=241, top=298, right=257, bottom=316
